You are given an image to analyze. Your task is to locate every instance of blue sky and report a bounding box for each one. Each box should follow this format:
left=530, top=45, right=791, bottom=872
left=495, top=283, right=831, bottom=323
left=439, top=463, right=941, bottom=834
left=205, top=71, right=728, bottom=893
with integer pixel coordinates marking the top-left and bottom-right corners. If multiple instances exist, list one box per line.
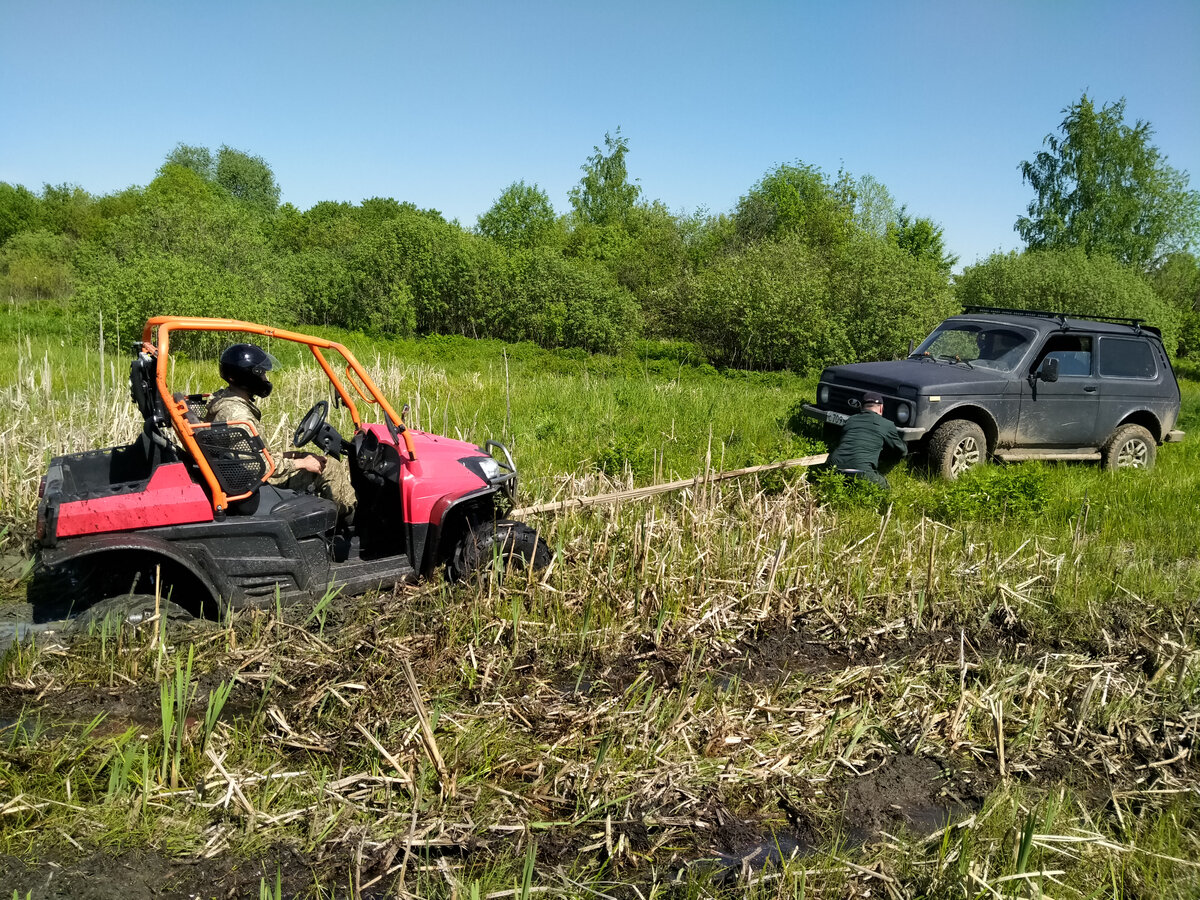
left=1, top=0, right=1197, bottom=267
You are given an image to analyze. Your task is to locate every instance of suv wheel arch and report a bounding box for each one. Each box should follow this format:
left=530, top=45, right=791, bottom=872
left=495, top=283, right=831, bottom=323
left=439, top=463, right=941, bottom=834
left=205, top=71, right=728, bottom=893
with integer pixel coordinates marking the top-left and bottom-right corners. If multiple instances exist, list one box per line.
left=928, top=406, right=999, bottom=451
left=421, top=490, right=502, bottom=577
left=1113, top=410, right=1162, bottom=443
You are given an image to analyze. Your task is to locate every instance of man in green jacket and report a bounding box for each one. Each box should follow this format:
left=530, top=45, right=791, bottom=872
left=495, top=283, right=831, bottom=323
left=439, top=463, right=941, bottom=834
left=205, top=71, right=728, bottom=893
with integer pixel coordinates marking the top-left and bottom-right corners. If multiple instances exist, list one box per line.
left=825, top=392, right=908, bottom=488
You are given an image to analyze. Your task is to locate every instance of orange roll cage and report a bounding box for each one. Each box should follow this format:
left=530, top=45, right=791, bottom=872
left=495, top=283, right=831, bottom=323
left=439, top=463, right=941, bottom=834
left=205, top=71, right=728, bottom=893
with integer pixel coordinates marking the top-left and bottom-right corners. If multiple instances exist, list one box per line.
left=140, top=317, right=416, bottom=513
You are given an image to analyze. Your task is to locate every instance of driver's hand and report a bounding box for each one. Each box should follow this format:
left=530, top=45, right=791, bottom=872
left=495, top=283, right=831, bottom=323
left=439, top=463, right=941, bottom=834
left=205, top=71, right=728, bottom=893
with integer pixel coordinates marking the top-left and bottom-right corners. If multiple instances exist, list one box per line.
left=296, top=454, right=326, bottom=474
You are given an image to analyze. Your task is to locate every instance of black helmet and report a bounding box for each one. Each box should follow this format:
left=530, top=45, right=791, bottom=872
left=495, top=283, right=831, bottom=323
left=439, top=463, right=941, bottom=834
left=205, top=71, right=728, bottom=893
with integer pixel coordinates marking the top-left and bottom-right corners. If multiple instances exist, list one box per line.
left=219, top=343, right=277, bottom=398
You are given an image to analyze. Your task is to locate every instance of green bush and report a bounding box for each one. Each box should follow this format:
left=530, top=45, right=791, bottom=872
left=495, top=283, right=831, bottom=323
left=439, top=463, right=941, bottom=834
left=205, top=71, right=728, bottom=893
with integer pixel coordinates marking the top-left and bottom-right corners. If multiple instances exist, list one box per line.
left=594, top=435, right=654, bottom=479
left=933, top=464, right=1050, bottom=523
left=71, top=166, right=297, bottom=343
left=1148, top=252, right=1200, bottom=357
left=671, top=234, right=844, bottom=371
left=809, top=467, right=889, bottom=511
left=0, top=230, right=74, bottom=300
left=72, top=250, right=298, bottom=351
left=503, top=249, right=639, bottom=353
left=667, top=230, right=954, bottom=372
left=828, top=233, right=958, bottom=361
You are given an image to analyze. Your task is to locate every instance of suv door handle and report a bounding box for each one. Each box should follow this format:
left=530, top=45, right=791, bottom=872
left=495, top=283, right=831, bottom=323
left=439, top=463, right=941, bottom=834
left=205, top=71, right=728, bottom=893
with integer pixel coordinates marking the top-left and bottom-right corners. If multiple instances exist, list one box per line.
left=1083, top=386, right=1098, bottom=392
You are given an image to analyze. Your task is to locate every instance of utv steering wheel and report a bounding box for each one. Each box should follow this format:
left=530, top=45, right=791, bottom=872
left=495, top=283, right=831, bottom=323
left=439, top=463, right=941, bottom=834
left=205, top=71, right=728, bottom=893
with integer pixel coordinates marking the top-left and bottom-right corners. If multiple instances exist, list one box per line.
left=293, top=400, right=329, bottom=448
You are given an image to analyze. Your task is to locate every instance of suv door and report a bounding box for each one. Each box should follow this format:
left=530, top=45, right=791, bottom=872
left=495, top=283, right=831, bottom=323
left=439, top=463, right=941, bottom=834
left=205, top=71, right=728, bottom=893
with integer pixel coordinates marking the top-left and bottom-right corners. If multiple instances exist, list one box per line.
left=1095, top=335, right=1162, bottom=440
left=1016, top=333, right=1102, bottom=446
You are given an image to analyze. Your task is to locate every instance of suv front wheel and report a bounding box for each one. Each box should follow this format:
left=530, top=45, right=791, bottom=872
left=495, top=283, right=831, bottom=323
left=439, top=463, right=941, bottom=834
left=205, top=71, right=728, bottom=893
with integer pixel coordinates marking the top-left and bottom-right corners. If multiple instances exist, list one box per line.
left=1101, top=424, right=1156, bottom=471
left=929, top=420, right=986, bottom=480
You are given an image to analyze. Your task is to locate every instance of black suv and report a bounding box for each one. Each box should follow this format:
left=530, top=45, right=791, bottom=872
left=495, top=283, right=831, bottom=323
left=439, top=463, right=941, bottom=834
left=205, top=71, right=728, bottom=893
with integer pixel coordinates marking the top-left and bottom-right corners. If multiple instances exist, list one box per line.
left=802, top=306, right=1184, bottom=478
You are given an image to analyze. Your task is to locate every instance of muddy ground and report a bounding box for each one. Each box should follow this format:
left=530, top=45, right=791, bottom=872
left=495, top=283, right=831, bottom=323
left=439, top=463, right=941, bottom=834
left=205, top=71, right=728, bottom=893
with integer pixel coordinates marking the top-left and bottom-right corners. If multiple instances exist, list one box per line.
left=2, top=594, right=1188, bottom=900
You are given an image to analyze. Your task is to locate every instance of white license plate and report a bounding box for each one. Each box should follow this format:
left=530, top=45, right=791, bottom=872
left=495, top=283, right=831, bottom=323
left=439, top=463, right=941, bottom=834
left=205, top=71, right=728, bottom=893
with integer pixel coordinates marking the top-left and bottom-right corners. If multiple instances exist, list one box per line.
left=826, top=410, right=849, bottom=426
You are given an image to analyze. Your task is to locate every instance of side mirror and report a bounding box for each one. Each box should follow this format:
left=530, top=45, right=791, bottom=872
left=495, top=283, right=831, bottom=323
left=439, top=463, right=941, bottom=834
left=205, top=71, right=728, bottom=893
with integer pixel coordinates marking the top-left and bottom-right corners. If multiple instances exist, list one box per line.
left=1037, top=356, right=1059, bottom=383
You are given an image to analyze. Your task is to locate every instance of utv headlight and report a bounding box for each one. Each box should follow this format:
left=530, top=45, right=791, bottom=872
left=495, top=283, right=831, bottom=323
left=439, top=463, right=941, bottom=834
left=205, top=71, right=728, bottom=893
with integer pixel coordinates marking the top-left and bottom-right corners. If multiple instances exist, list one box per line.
left=896, top=403, right=911, bottom=424
left=818, top=385, right=830, bottom=405
left=477, top=457, right=502, bottom=482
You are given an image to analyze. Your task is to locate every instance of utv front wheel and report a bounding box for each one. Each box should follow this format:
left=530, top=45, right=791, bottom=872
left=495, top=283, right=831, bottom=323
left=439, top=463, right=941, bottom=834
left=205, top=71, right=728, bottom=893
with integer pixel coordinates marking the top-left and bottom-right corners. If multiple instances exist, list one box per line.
left=449, top=520, right=552, bottom=582
left=928, top=420, right=986, bottom=480
left=1101, top=424, right=1156, bottom=471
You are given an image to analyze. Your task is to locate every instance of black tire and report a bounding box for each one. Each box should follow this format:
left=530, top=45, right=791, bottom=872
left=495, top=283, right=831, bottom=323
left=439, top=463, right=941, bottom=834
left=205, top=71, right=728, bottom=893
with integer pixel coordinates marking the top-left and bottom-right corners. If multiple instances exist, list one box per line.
left=1101, top=424, right=1156, bottom=471
left=928, top=420, right=987, bottom=480
left=449, top=520, right=552, bottom=582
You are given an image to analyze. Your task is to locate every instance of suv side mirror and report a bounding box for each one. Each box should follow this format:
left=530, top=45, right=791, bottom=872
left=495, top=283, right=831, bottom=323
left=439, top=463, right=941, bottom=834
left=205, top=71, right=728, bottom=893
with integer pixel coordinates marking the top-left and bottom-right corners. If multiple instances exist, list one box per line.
left=1036, top=356, right=1059, bottom=383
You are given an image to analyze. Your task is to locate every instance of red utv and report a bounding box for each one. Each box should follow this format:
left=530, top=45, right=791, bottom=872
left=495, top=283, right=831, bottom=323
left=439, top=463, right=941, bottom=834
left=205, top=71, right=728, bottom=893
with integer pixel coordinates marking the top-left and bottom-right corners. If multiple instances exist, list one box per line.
left=32, top=317, right=550, bottom=621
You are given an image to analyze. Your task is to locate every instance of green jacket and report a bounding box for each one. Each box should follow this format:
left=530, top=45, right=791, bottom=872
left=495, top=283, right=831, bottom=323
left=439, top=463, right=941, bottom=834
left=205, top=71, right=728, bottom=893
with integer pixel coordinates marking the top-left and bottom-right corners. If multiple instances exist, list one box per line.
left=826, top=411, right=908, bottom=475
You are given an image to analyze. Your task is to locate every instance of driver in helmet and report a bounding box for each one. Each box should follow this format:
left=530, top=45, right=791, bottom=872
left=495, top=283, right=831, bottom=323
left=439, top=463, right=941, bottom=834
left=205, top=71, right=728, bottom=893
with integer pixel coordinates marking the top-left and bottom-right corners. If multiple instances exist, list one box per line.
left=206, top=343, right=356, bottom=521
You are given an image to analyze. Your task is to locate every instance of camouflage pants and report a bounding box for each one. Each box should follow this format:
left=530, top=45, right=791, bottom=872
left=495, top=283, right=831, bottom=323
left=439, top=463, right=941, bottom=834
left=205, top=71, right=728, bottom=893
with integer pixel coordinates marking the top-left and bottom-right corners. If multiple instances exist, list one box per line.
left=271, top=456, right=356, bottom=519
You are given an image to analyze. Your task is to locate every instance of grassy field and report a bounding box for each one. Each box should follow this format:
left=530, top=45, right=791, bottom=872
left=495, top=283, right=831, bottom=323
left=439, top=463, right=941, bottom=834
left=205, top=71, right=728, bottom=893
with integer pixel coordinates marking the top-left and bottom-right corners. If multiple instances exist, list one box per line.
left=0, top=300, right=1198, bottom=898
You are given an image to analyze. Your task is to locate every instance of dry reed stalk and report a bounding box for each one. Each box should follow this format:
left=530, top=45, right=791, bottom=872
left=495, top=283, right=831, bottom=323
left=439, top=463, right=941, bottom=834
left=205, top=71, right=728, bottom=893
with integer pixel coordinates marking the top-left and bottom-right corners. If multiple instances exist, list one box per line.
left=990, top=698, right=1006, bottom=779
left=204, top=748, right=257, bottom=825
left=402, top=657, right=455, bottom=798
left=352, top=722, right=415, bottom=793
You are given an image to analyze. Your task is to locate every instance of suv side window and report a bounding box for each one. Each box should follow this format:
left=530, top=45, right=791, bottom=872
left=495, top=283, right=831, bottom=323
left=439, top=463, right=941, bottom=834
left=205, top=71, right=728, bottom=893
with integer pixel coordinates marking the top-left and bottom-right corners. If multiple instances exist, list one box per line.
left=1032, top=334, right=1094, bottom=377
left=1098, top=337, right=1157, bottom=379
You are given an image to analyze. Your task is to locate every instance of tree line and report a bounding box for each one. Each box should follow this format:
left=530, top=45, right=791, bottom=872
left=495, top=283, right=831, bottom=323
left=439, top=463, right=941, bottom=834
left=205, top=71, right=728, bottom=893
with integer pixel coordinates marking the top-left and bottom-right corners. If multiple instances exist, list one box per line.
left=1, top=95, right=1198, bottom=369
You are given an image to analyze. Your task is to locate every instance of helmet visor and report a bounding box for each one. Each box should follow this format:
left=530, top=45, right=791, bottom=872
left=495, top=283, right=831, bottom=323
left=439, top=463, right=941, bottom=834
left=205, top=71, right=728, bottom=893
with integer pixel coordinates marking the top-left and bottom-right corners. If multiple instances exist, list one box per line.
left=252, top=351, right=279, bottom=376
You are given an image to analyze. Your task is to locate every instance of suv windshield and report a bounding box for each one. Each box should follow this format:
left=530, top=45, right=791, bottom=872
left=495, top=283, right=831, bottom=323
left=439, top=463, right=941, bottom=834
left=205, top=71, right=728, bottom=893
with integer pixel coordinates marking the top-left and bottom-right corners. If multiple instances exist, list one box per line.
left=913, top=322, right=1036, bottom=372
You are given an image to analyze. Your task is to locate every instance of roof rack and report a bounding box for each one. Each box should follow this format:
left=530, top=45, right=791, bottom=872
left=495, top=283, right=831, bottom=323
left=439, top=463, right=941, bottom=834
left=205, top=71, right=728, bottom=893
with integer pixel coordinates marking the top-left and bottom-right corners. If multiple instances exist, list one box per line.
left=961, top=305, right=1146, bottom=330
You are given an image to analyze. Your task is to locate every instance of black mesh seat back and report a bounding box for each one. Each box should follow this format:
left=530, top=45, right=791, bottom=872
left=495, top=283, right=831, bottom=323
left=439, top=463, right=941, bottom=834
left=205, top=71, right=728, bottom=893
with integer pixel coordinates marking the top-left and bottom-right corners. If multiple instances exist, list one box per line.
left=191, top=423, right=269, bottom=497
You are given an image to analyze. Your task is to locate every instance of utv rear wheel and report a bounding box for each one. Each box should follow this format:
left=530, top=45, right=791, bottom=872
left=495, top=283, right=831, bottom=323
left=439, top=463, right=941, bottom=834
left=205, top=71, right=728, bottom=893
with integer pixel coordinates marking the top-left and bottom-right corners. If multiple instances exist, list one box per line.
left=1102, top=424, right=1156, bottom=471
left=449, top=520, right=552, bottom=582
left=929, top=420, right=986, bottom=480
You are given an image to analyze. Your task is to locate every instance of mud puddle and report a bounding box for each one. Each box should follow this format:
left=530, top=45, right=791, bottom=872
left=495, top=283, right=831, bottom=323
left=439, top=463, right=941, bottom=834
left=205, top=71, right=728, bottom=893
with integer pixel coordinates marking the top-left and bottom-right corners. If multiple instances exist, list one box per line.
left=682, top=753, right=986, bottom=886
left=837, top=754, right=985, bottom=838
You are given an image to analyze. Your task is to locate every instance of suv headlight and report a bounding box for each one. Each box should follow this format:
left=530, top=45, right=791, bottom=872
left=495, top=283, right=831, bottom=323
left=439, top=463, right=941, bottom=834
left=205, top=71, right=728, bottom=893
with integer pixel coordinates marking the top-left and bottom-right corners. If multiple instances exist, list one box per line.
left=818, top=385, right=830, bottom=405
left=896, top=403, right=910, bottom=424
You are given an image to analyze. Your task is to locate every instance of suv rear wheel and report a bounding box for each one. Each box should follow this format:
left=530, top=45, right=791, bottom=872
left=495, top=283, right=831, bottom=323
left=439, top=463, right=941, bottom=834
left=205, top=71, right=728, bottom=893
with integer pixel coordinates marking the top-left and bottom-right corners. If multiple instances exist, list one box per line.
left=929, top=420, right=986, bottom=480
left=1102, top=424, right=1156, bottom=471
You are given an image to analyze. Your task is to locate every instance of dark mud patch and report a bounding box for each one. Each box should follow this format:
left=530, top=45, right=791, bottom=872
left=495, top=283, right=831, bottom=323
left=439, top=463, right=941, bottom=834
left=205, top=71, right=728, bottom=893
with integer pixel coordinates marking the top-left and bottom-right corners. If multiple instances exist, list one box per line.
left=726, top=615, right=1081, bottom=688
left=696, top=833, right=809, bottom=885
left=835, top=753, right=988, bottom=840
left=0, top=675, right=262, bottom=748
left=0, top=684, right=163, bottom=734
left=720, top=618, right=851, bottom=685
left=0, top=846, right=361, bottom=900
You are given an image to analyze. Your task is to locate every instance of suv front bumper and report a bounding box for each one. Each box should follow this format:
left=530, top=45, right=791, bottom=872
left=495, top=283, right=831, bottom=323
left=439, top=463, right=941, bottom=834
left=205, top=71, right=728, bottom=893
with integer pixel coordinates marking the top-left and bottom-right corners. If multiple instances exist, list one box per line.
left=801, top=403, right=926, bottom=441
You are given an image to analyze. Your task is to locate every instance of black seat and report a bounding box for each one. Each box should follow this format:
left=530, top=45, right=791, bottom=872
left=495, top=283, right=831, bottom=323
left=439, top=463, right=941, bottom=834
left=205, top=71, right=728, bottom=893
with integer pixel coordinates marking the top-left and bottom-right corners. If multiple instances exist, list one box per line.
left=271, top=493, right=338, bottom=539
